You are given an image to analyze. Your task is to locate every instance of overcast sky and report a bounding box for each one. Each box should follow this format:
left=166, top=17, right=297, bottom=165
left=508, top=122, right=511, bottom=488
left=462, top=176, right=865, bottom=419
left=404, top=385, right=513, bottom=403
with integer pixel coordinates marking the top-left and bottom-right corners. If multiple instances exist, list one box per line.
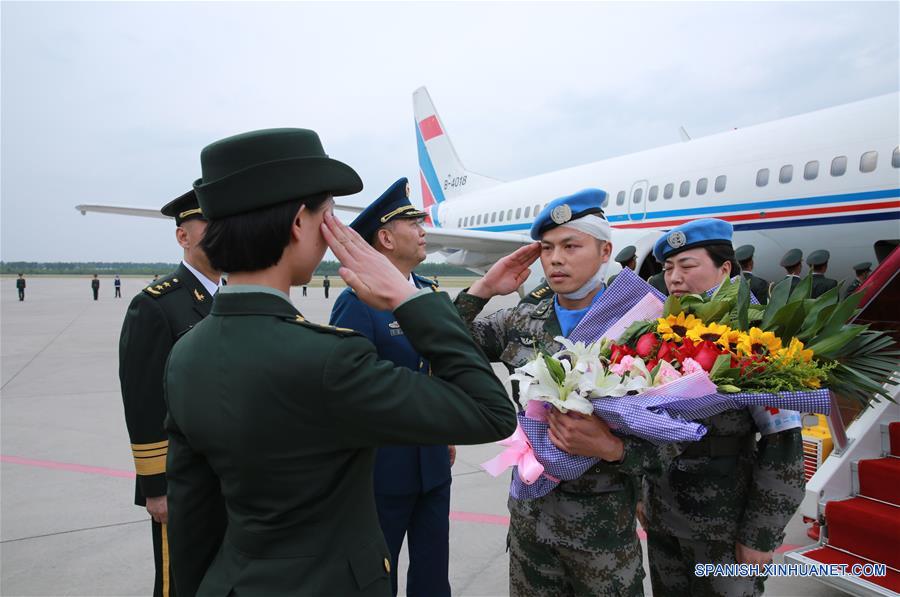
left=2, top=1, right=898, bottom=262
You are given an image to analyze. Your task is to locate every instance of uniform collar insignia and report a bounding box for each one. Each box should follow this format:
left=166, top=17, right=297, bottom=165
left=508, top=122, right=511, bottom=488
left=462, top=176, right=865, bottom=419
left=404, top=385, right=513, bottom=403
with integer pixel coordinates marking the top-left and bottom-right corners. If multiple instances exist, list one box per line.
left=193, top=288, right=206, bottom=302
left=388, top=321, right=400, bottom=328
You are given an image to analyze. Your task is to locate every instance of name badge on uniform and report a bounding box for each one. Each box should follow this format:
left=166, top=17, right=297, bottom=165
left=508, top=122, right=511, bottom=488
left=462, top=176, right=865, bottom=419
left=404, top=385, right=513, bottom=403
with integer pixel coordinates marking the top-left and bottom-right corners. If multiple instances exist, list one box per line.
left=388, top=321, right=404, bottom=336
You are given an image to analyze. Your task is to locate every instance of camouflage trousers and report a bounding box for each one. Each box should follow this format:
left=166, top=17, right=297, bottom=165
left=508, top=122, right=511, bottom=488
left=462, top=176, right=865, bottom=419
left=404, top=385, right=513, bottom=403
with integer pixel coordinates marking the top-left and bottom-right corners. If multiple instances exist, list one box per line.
left=508, top=494, right=644, bottom=597
left=647, top=531, right=764, bottom=597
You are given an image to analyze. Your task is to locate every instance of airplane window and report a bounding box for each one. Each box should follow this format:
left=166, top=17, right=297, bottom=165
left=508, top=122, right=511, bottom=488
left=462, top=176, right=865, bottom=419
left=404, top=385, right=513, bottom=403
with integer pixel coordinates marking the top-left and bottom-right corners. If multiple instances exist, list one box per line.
left=664, top=183, right=674, bottom=199
left=860, top=151, right=878, bottom=173
left=516, top=207, right=522, bottom=219
left=498, top=210, right=504, bottom=222
left=804, top=161, right=819, bottom=180
left=524, top=206, right=530, bottom=218
left=632, top=188, right=643, bottom=203
left=491, top=212, right=497, bottom=223
left=534, top=204, right=541, bottom=216
left=715, top=175, right=726, bottom=192
left=649, top=185, right=659, bottom=202
left=831, top=156, right=847, bottom=176
left=756, top=168, right=769, bottom=187
left=893, top=146, right=900, bottom=168
left=601, top=194, right=609, bottom=208
left=616, top=191, right=626, bottom=206
left=476, top=214, right=482, bottom=225
left=457, top=218, right=462, bottom=227
left=779, top=165, right=793, bottom=184
left=679, top=181, right=690, bottom=197
left=696, top=178, right=708, bottom=195
left=507, top=209, right=513, bottom=220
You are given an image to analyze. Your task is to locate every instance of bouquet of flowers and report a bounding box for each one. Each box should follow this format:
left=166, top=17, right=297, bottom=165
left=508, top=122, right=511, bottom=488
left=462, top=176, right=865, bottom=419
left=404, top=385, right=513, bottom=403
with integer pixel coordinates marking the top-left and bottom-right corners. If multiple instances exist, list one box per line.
left=483, top=268, right=898, bottom=500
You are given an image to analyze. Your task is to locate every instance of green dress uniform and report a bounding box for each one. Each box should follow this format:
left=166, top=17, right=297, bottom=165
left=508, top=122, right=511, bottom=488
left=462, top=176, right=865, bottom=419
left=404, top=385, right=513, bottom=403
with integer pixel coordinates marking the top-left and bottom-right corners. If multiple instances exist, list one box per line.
left=741, top=271, right=770, bottom=305
left=810, top=273, right=838, bottom=299
left=119, top=262, right=215, bottom=597
left=454, top=291, right=676, bottom=596
left=647, top=271, right=668, bottom=295
left=164, top=288, right=516, bottom=596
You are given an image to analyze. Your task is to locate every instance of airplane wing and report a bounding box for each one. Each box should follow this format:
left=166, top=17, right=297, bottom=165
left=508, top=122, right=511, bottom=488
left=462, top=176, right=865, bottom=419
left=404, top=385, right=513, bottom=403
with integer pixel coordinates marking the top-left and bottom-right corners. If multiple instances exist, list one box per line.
left=423, top=227, right=533, bottom=272
left=74, top=201, right=365, bottom=219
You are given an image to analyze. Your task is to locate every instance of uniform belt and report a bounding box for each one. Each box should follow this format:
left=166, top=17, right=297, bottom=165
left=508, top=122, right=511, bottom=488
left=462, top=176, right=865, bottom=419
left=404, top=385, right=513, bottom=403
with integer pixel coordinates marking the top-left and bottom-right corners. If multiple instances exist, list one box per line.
left=680, top=434, right=755, bottom=459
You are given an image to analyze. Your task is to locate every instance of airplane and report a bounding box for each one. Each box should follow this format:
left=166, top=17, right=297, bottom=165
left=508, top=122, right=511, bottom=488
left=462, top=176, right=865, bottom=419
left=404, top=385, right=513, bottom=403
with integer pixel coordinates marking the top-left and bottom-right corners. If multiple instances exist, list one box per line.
left=76, top=88, right=900, bottom=291
left=412, top=87, right=900, bottom=288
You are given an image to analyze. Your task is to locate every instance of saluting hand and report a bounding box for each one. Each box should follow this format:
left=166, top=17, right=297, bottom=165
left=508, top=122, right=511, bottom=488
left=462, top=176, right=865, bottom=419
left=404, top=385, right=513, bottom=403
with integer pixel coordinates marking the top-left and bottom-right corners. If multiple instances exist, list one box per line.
left=469, top=242, right=541, bottom=299
left=321, top=211, right=416, bottom=311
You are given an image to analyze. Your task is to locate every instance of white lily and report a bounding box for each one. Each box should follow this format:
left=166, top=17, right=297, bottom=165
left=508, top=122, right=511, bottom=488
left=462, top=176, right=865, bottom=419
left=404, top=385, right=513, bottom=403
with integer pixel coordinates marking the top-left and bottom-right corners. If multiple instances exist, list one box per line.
left=552, top=336, right=603, bottom=375
left=511, top=354, right=594, bottom=415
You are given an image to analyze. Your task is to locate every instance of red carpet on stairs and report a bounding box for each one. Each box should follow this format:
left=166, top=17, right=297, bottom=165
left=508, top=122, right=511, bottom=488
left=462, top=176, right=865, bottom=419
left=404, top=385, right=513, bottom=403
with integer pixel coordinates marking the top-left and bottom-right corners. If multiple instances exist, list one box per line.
left=891, top=422, right=900, bottom=457
left=804, top=546, right=900, bottom=593
left=859, top=457, right=900, bottom=504
left=825, top=497, right=900, bottom=570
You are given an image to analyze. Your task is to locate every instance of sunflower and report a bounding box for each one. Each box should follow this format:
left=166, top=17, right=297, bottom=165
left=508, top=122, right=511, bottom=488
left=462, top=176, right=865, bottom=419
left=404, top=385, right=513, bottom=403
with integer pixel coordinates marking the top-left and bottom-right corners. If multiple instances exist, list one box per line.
left=777, top=337, right=814, bottom=363
left=737, top=327, right=783, bottom=356
left=717, top=329, right=745, bottom=352
left=687, top=322, right=732, bottom=344
left=656, top=312, right=702, bottom=342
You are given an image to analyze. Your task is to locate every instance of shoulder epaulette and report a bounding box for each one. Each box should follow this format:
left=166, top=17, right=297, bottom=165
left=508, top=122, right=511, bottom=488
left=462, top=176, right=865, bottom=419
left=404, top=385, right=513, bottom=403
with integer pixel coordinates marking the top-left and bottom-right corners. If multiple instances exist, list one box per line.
left=530, top=285, right=551, bottom=300
left=284, top=314, right=360, bottom=337
left=142, top=276, right=181, bottom=298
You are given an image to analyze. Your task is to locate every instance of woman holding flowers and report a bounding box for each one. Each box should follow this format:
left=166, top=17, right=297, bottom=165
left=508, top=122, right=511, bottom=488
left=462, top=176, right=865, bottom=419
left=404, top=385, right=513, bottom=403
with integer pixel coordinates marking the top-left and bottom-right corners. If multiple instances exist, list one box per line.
left=642, top=219, right=805, bottom=597
left=455, top=189, right=678, bottom=597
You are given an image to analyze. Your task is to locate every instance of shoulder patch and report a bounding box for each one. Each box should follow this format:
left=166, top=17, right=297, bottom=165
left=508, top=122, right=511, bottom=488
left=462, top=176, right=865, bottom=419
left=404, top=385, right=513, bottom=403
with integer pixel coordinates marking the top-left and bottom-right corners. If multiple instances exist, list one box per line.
left=284, top=314, right=360, bottom=337
left=142, top=276, right=181, bottom=298
left=530, top=286, right=551, bottom=299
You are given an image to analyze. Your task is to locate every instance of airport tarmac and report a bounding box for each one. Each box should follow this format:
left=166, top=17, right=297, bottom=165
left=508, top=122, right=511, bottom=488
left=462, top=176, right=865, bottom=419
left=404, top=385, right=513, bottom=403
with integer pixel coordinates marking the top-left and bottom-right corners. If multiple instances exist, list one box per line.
left=1, top=277, right=843, bottom=596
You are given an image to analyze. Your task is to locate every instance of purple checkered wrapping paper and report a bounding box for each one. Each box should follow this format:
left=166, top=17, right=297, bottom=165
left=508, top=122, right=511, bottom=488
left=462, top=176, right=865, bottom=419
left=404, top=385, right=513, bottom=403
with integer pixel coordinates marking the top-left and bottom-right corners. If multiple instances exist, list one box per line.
left=569, top=268, right=666, bottom=343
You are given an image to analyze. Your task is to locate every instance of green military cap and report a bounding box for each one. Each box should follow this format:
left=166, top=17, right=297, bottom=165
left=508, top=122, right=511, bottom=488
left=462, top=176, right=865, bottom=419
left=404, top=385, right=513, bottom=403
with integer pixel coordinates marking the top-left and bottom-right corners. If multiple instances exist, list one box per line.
left=806, top=249, right=830, bottom=266
left=853, top=261, right=872, bottom=273
left=161, top=190, right=205, bottom=226
left=780, top=248, right=803, bottom=268
left=614, top=245, right=636, bottom=264
left=193, top=128, right=363, bottom=219
left=734, top=244, right=755, bottom=263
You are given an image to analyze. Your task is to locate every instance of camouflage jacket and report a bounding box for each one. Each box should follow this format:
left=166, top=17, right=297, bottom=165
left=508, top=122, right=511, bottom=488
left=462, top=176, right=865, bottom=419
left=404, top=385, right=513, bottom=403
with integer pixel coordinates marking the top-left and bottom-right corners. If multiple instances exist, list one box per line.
left=643, top=408, right=805, bottom=552
left=454, top=290, right=679, bottom=551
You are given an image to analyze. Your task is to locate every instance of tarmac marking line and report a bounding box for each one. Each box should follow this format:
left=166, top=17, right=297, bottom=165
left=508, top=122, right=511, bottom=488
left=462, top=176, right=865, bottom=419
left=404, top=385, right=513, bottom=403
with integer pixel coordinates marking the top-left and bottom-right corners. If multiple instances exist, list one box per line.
left=1, top=518, right=148, bottom=544
left=0, top=304, right=90, bottom=391
left=1, top=455, right=135, bottom=478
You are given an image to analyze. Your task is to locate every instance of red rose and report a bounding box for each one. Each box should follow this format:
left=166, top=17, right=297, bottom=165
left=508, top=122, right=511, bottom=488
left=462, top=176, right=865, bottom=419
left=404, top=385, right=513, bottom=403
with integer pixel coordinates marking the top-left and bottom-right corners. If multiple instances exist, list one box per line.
left=692, top=341, right=724, bottom=371
left=610, top=343, right=634, bottom=364
left=636, top=333, right=660, bottom=358
left=657, top=341, right=676, bottom=363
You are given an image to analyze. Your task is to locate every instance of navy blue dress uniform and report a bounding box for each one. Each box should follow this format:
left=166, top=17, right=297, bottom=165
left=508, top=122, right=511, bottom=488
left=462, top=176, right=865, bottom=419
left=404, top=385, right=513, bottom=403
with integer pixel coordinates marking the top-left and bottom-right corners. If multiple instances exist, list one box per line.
left=331, top=178, right=452, bottom=597
left=807, top=249, right=838, bottom=298
left=119, top=191, right=216, bottom=597
left=163, top=129, right=516, bottom=597
left=735, top=244, right=770, bottom=305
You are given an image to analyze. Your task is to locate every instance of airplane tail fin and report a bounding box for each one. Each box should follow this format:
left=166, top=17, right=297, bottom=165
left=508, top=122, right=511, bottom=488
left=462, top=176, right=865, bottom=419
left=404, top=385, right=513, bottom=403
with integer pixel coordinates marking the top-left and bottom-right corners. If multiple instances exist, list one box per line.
left=413, top=87, right=501, bottom=223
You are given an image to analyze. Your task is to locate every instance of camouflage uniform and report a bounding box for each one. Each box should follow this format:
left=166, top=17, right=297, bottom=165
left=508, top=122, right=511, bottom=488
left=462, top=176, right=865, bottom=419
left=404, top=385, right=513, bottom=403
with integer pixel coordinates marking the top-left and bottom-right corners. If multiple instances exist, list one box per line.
left=518, top=280, right=553, bottom=306
left=455, top=290, right=677, bottom=597
left=644, top=409, right=805, bottom=596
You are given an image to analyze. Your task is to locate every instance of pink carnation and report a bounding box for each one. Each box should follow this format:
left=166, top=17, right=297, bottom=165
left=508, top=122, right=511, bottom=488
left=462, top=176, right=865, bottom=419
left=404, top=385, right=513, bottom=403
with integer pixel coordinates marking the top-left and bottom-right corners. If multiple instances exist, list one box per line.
left=681, top=357, right=705, bottom=375
left=609, top=355, right=635, bottom=377
left=654, top=360, right=682, bottom=385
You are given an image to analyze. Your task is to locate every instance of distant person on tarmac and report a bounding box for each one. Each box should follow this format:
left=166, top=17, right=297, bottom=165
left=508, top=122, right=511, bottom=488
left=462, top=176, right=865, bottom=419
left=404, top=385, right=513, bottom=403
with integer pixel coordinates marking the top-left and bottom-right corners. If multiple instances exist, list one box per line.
left=323, top=274, right=331, bottom=298
left=16, top=273, right=26, bottom=301
left=114, top=274, right=122, bottom=298
left=91, top=274, right=100, bottom=301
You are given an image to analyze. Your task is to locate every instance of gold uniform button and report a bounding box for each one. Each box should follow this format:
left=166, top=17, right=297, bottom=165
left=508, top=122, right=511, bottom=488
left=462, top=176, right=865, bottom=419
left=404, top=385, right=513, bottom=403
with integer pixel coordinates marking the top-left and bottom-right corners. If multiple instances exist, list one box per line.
left=383, top=557, right=391, bottom=573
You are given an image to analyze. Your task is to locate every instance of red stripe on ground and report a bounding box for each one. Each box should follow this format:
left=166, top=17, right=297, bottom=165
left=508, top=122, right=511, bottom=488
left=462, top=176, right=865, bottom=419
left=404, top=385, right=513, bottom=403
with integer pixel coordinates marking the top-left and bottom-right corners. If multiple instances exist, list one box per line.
left=614, top=200, right=900, bottom=229
left=418, top=115, right=443, bottom=141
left=450, top=511, right=510, bottom=525
left=1, top=454, right=135, bottom=478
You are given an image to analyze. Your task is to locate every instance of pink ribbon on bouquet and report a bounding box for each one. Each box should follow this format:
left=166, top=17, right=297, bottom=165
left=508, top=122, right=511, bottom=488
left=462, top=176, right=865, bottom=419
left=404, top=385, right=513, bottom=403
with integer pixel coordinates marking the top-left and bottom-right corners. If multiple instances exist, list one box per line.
left=481, top=424, right=558, bottom=484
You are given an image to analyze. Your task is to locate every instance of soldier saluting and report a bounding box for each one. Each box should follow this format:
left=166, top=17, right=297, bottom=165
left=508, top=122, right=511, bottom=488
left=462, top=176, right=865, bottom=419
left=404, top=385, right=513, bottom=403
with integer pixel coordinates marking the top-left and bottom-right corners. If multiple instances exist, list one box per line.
left=119, top=190, right=221, bottom=597
left=454, top=189, right=675, bottom=596
left=331, top=178, right=454, bottom=597
left=163, top=128, right=515, bottom=596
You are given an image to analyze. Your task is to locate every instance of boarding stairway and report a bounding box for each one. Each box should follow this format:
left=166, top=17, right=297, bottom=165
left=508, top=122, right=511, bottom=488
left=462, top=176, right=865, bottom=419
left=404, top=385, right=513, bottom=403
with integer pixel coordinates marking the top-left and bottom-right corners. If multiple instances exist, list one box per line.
left=785, top=245, right=900, bottom=596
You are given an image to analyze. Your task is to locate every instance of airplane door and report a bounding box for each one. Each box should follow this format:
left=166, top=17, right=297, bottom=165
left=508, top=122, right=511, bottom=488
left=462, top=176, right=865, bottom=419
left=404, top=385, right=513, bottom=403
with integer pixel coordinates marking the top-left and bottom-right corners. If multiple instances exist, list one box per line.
left=628, top=180, right=649, bottom=221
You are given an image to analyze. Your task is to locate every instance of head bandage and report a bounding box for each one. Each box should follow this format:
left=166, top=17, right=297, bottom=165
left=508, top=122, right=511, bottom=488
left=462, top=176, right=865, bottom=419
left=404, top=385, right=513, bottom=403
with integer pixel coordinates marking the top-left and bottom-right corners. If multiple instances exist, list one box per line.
left=556, top=215, right=612, bottom=300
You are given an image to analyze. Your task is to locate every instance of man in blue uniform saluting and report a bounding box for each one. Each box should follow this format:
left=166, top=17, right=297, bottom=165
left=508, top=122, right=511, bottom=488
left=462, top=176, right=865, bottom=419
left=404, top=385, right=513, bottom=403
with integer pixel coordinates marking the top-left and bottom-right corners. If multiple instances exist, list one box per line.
left=331, top=178, right=454, bottom=597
